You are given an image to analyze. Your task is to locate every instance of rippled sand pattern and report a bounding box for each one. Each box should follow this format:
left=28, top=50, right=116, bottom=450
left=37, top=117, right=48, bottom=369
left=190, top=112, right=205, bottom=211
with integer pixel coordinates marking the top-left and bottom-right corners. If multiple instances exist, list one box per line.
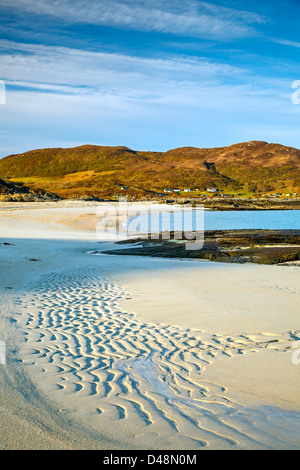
left=14, top=268, right=300, bottom=449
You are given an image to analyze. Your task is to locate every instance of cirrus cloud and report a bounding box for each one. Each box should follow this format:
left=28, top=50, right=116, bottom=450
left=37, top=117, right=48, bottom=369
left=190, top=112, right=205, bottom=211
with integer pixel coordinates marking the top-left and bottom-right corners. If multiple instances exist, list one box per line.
left=0, top=0, right=267, bottom=40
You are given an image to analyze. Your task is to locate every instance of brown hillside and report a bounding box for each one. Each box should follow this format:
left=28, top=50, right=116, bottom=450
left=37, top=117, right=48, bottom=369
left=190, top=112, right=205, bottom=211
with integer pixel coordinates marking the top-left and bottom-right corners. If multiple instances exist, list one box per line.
left=0, top=141, right=299, bottom=199
left=0, top=178, right=59, bottom=201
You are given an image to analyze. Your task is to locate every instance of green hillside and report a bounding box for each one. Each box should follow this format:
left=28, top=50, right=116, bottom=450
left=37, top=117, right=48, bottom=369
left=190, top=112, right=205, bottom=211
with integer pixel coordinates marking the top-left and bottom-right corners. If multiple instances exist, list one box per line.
left=0, top=141, right=299, bottom=199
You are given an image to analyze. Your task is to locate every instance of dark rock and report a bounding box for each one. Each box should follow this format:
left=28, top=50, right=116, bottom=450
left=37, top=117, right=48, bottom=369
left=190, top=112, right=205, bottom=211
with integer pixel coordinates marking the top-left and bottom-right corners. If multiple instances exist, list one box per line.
left=103, top=229, right=300, bottom=265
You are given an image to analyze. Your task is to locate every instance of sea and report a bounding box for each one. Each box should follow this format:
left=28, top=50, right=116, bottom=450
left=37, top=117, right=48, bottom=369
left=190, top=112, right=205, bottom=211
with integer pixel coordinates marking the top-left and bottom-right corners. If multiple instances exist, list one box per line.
left=125, top=209, right=300, bottom=235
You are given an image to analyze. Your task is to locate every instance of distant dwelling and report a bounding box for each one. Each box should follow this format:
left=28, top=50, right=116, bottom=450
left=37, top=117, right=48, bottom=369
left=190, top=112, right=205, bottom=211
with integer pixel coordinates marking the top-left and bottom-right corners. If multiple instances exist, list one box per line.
left=206, top=187, right=217, bottom=192
left=222, top=194, right=233, bottom=197
left=121, top=186, right=128, bottom=190
left=183, top=188, right=191, bottom=192
left=164, top=188, right=181, bottom=193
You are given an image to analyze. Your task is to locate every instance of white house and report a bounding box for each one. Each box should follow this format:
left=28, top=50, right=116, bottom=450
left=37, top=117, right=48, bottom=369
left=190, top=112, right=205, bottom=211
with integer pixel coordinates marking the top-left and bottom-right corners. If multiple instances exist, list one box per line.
left=206, top=187, right=217, bottom=192
left=164, top=188, right=181, bottom=193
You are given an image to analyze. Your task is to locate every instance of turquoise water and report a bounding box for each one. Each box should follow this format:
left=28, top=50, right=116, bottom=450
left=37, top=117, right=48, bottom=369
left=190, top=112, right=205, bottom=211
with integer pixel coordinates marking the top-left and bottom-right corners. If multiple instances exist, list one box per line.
left=203, top=209, right=300, bottom=230
left=128, top=209, right=300, bottom=233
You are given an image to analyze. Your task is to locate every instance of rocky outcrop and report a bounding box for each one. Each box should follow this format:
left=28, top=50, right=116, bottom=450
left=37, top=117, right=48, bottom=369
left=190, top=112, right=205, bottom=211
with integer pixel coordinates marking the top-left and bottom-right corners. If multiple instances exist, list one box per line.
left=0, top=178, right=60, bottom=201
left=103, top=229, right=300, bottom=265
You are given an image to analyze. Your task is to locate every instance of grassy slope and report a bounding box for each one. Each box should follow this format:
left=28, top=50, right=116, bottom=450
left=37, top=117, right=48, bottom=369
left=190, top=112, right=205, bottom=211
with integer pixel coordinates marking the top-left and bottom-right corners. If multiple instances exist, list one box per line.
left=0, top=141, right=299, bottom=199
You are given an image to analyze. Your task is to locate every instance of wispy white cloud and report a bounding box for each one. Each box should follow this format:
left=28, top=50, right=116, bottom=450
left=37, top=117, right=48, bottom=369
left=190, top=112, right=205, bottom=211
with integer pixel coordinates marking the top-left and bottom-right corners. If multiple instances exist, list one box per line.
left=272, top=38, right=300, bottom=48
left=0, top=39, right=248, bottom=98
left=5, top=80, right=93, bottom=95
left=195, top=1, right=268, bottom=25
left=0, top=0, right=266, bottom=40
left=0, top=10, right=298, bottom=157
left=0, top=39, right=290, bottom=120
left=1, top=71, right=296, bottom=157
left=0, top=38, right=291, bottom=123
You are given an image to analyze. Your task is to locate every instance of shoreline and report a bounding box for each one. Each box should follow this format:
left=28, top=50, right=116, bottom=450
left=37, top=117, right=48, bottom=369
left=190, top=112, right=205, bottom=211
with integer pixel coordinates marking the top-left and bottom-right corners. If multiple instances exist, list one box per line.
left=1, top=201, right=300, bottom=449
left=1, top=195, right=300, bottom=211
left=168, top=196, right=300, bottom=211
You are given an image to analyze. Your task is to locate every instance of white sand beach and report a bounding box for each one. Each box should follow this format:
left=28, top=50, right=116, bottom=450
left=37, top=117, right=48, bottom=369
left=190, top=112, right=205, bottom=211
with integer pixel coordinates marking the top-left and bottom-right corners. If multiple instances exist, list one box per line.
left=0, top=201, right=300, bottom=450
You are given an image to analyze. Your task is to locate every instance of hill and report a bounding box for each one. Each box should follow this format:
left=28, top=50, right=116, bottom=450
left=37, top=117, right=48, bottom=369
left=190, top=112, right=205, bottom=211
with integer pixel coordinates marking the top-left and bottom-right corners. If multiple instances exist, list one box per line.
left=0, top=141, right=299, bottom=199
left=0, top=178, right=59, bottom=201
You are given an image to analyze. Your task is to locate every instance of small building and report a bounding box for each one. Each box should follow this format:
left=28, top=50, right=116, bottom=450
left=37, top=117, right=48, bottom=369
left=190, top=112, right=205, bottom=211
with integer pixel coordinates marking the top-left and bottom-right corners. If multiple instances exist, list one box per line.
left=164, top=188, right=181, bottom=193
left=206, top=187, right=217, bottom=192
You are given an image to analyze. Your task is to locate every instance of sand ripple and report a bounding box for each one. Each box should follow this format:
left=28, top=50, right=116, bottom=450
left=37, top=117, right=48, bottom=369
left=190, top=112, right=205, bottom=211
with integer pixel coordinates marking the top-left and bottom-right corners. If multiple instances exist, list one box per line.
left=14, top=268, right=300, bottom=449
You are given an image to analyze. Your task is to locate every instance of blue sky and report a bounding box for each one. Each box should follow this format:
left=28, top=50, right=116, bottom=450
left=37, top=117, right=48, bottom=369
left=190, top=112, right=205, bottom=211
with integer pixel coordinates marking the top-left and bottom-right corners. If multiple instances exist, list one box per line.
left=0, top=0, right=299, bottom=157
